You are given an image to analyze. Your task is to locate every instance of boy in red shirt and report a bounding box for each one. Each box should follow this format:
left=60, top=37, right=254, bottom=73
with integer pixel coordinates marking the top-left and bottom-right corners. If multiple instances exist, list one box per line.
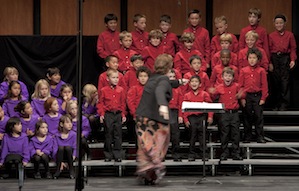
left=239, top=8, right=269, bottom=59
left=131, top=14, right=148, bottom=54
left=123, top=54, right=145, bottom=89
left=97, top=14, right=121, bottom=59
left=183, top=9, right=211, bottom=64
left=174, top=32, right=207, bottom=76
left=97, top=68, right=126, bottom=162
left=269, top=14, right=297, bottom=111
left=159, top=14, right=180, bottom=57
left=141, top=29, right=165, bottom=72
left=211, top=16, right=238, bottom=56
left=113, top=31, right=137, bottom=73
left=183, top=76, right=213, bottom=161
left=239, top=48, right=268, bottom=143
left=209, top=67, right=242, bottom=160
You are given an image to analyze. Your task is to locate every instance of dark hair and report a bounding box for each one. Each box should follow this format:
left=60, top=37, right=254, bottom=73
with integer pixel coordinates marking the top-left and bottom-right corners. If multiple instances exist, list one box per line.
left=274, top=14, right=287, bottom=22
left=34, top=119, right=48, bottom=136
left=247, top=48, right=262, bottom=61
left=5, top=80, right=22, bottom=100
left=188, top=9, right=201, bottom=17
left=5, top=116, right=21, bottom=135
left=222, top=66, right=235, bottom=77
left=105, top=55, right=118, bottom=63
left=190, top=75, right=201, bottom=83
left=189, top=54, right=202, bottom=64
left=160, top=14, right=171, bottom=24
left=46, top=67, right=60, bottom=77
left=130, top=54, right=143, bottom=62
left=58, top=114, right=72, bottom=132
left=104, top=13, right=118, bottom=24
left=136, top=66, right=151, bottom=78
left=14, top=100, right=30, bottom=115
left=220, top=49, right=231, bottom=56
left=59, top=83, right=73, bottom=98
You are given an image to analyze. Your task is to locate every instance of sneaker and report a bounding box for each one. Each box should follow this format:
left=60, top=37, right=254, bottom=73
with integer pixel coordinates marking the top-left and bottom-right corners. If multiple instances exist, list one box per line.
left=46, top=172, right=52, bottom=179
left=34, top=172, right=41, bottom=179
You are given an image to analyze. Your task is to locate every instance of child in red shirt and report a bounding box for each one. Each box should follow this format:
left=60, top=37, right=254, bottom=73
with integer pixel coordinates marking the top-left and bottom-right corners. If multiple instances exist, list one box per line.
left=97, top=14, right=120, bottom=59
left=131, top=14, right=148, bottom=54
left=97, top=69, right=126, bottom=162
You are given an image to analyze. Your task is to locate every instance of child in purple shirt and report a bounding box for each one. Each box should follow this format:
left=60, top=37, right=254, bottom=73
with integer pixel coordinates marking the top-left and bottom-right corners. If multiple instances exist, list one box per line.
left=57, top=83, right=77, bottom=115
left=46, top=67, right=66, bottom=98
left=0, top=106, right=9, bottom=142
left=53, top=114, right=77, bottom=179
left=0, top=117, right=30, bottom=178
left=29, top=120, right=54, bottom=179
left=31, top=79, right=51, bottom=118
left=42, top=97, right=62, bottom=136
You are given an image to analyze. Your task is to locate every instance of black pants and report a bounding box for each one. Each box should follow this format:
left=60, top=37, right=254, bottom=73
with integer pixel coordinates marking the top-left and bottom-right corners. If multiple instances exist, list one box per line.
left=219, top=112, right=240, bottom=156
left=85, top=114, right=102, bottom=141
left=170, top=109, right=180, bottom=159
left=243, top=92, right=264, bottom=141
left=104, top=112, right=122, bottom=159
left=271, top=53, right=291, bottom=108
left=188, top=114, right=207, bottom=158
left=55, top=146, right=74, bottom=175
left=3, top=154, right=23, bottom=176
left=32, top=154, right=50, bottom=173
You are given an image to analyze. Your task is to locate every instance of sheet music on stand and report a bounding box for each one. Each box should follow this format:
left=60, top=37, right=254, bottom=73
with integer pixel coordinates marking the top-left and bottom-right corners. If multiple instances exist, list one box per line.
left=182, top=101, right=224, bottom=185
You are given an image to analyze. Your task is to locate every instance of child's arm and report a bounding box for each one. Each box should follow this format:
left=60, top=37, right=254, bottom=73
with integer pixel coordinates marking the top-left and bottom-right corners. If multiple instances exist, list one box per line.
left=97, top=33, right=109, bottom=59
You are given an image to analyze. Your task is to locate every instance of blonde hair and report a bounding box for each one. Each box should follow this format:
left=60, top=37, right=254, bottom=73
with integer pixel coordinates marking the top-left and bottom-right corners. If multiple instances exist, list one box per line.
left=180, top=32, right=195, bottom=43
left=154, top=54, right=173, bottom=74
left=245, top=30, right=259, bottom=40
left=106, top=68, right=118, bottom=77
left=65, top=100, right=77, bottom=115
left=214, top=15, right=227, bottom=24
left=82, top=84, right=97, bottom=107
left=148, top=29, right=163, bottom=41
left=119, top=31, right=132, bottom=41
left=31, top=79, right=51, bottom=99
left=3, top=67, right=19, bottom=81
left=220, top=33, right=232, bottom=43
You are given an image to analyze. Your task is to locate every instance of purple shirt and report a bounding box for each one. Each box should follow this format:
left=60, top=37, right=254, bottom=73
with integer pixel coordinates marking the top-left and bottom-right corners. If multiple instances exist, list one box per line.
left=54, top=130, right=77, bottom=157
left=29, top=135, right=55, bottom=158
left=31, top=98, right=46, bottom=117
left=0, top=116, right=9, bottom=133
left=82, top=101, right=98, bottom=116
left=2, top=98, right=26, bottom=117
left=72, top=116, right=91, bottom=138
left=0, top=133, right=30, bottom=163
left=42, top=113, right=62, bottom=136
left=20, top=115, right=39, bottom=133
left=50, top=80, right=65, bottom=98
left=57, top=96, right=77, bottom=115
left=0, top=81, right=29, bottom=102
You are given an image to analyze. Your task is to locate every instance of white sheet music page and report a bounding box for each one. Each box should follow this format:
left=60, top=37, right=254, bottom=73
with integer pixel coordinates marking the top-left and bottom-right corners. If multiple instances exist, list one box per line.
left=182, top=101, right=224, bottom=112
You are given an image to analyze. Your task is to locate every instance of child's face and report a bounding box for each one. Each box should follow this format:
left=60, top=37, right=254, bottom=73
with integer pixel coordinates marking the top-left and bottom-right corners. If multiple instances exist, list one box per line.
left=7, top=73, right=18, bottom=82
left=11, top=83, right=21, bottom=97
left=24, top=103, right=33, bottom=116
left=108, top=72, right=119, bottom=86
left=220, top=52, right=231, bottom=66
left=62, top=118, right=73, bottom=131
left=220, top=41, right=231, bottom=50
left=190, top=58, right=202, bottom=72
left=245, top=36, right=256, bottom=48
left=184, top=41, right=193, bottom=50
left=106, top=20, right=117, bottom=32
left=134, top=18, right=146, bottom=31
left=166, top=71, right=176, bottom=80
left=222, top=72, right=234, bottom=86
left=159, top=21, right=171, bottom=33
left=248, top=13, right=259, bottom=26
left=61, top=87, right=73, bottom=100
left=215, top=21, right=228, bottom=35
left=48, top=73, right=61, bottom=84
left=138, top=72, right=149, bottom=85
left=69, top=103, right=78, bottom=117
left=50, top=100, right=59, bottom=113
left=189, top=78, right=200, bottom=91
left=131, top=60, right=144, bottom=70
left=121, top=36, right=132, bottom=49
left=188, top=13, right=201, bottom=27
left=106, top=57, right=119, bottom=70
left=39, top=84, right=49, bottom=98
left=149, top=37, right=161, bottom=47
left=274, top=18, right=286, bottom=32
left=14, top=122, right=22, bottom=134
left=38, top=123, right=48, bottom=136
left=248, top=53, right=259, bottom=67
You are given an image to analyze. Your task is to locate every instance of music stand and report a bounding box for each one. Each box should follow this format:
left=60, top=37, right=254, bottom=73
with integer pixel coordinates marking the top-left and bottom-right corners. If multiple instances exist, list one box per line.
left=182, top=101, right=224, bottom=184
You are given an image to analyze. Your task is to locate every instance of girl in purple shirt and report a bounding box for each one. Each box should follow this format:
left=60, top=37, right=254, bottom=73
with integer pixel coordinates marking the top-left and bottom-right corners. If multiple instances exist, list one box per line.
left=42, top=97, right=62, bottom=136
left=29, top=120, right=54, bottom=179
left=53, top=114, right=77, bottom=179
left=46, top=67, right=66, bottom=98
left=0, top=117, right=30, bottom=178
left=31, top=79, right=51, bottom=118
left=0, top=106, right=9, bottom=142
left=57, top=83, right=77, bottom=115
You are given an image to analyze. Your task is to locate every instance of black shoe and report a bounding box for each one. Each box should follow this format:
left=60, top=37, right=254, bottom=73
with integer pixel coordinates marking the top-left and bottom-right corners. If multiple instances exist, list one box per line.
left=257, top=139, right=266, bottom=143
left=188, top=157, right=195, bottom=162
left=53, top=171, right=61, bottom=179
left=202, top=155, right=209, bottom=161
left=115, top=158, right=122, bottom=162
left=279, top=106, right=287, bottom=111
left=34, top=172, right=41, bottom=179
left=104, top=158, right=112, bottom=162
left=232, top=155, right=243, bottom=160
left=46, top=172, right=52, bottom=179
left=243, top=140, right=250, bottom=143
left=220, top=155, right=228, bottom=161
left=173, top=158, right=182, bottom=162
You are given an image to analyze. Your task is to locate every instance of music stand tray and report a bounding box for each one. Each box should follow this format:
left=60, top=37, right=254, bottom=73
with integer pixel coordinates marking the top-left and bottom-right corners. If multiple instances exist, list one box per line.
left=182, top=101, right=224, bottom=184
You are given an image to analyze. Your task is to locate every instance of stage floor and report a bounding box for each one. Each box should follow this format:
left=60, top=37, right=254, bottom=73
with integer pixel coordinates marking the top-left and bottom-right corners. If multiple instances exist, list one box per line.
left=1, top=176, right=299, bottom=191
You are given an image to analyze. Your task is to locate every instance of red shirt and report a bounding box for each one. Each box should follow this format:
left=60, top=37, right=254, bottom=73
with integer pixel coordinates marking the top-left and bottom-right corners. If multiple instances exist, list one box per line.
left=127, top=83, right=144, bottom=118
left=238, top=47, right=269, bottom=70
left=131, top=29, right=149, bottom=54
left=169, top=87, right=183, bottom=110
left=211, top=51, right=238, bottom=69
left=210, top=32, right=239, bottom=56
left=113, top=48, right=137, bottom=73
left=141, top=44, right=165, bottom=72
left=174, top=48, right=207, bottom=75
left=213, top=82, right=240, bottom=110
left=182, top=90, right=213, bottom=122
left=210, top=64, right=239, bottom=87
left=97, top=85, right=126, bottom=117
left=123, top=67, right=139, bottom=89
left=239, top=65, right=268, bottom=101
left=97, top=29, right=120, bottom=59
left=239, top=25, right=270, bottom=58
left=97, top=71, right=127, bottom=94
left=184, top=26, right=211, bottom=63
left=182, top=70, right=210, bottom=94
left=269, top=30, right=297, bottom=61
left=162, top=32, right=180, bottom=57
